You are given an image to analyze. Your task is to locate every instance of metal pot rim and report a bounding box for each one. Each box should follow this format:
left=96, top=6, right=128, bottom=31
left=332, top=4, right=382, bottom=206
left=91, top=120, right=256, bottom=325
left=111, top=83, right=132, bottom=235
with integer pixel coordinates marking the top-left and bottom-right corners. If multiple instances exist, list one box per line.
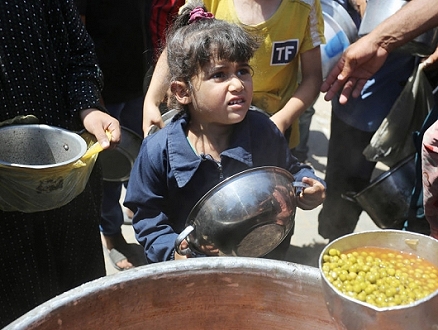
left=353, top=154, right=414, bottom=199
left=319, top=229, right=438, bottom=312
left=0, top=124, right=87, bottom=169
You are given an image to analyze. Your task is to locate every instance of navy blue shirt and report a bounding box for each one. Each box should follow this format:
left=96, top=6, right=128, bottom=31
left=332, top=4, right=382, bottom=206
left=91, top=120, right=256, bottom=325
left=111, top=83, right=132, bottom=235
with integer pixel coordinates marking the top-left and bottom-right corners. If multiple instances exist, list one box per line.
left=125, top=110, right=325, bottom=263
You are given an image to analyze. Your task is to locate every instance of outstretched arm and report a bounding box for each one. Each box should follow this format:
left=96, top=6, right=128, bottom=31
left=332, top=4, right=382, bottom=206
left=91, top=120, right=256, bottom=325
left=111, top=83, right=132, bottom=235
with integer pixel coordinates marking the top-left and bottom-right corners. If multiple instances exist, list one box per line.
left=142, top=50, right=170, bottom=136
left=322, top=0, right=438, bottom=104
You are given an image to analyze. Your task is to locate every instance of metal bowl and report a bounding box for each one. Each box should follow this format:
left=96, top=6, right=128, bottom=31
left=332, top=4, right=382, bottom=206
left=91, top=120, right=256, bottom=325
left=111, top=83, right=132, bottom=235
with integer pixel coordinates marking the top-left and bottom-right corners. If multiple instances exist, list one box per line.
left=175, top=166, right=302, bottom=258
left=99, top=126, right=142, bottom=182
left=319, top=230, right=438, bottom=330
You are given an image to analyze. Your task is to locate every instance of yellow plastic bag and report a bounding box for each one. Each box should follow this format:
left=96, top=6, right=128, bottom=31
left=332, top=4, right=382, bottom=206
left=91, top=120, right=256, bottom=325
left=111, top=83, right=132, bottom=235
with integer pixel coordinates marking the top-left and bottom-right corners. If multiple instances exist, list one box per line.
left=0, top=131, right=99, bottom=213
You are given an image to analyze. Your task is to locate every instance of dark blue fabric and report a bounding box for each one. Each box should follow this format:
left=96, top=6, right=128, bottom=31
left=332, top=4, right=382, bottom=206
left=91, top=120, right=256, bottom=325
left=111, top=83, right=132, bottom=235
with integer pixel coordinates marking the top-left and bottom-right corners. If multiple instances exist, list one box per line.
left=125, top=110, right=325, bottom=263
left=332, top=52, right=416, bottom=132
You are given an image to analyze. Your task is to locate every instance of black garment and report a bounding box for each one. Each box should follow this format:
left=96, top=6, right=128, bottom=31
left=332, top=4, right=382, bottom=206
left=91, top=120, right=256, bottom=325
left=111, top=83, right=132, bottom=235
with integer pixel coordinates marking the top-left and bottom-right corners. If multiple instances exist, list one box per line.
left=318, top=112, right=377, bottom=241
left=0, top=1, right=105, bottom=326
left=82, top=0, right=152, bottom=104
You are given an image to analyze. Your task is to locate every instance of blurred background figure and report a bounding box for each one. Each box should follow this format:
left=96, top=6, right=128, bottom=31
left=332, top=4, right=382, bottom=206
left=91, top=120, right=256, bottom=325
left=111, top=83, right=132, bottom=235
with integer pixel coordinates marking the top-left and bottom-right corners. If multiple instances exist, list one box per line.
left=75, top=0, right=151, bottom=270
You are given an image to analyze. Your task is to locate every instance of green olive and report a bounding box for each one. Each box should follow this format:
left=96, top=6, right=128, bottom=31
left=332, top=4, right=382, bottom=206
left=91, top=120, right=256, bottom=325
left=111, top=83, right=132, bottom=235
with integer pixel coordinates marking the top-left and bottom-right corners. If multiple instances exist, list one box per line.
left=322, top=247, right=438, bottom=308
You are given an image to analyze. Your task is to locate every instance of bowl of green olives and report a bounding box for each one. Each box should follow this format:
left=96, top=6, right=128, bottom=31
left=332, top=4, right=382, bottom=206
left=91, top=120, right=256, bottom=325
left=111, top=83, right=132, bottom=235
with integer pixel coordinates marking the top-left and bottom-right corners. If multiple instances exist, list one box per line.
left=319, top=230, right=438, bottom=330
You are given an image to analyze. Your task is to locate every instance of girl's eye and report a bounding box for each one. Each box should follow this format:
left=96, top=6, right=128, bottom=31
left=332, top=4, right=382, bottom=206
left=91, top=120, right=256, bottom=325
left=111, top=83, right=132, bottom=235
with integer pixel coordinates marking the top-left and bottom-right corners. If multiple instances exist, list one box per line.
left=211, top=71, right=226, bottom=79
left=237, top=68, right=252, bottom=77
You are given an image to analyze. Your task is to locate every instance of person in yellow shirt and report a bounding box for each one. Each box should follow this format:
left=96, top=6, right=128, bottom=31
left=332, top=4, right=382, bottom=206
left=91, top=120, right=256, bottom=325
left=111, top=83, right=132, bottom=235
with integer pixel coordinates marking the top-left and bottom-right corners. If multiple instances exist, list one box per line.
left=143, top=0, right=325, bottom=149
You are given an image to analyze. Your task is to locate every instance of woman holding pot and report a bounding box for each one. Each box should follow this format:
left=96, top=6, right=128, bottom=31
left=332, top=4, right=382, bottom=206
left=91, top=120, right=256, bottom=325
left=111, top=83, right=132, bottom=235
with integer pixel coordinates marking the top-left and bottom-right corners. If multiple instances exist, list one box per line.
left=0, top=1, right=120, bottom=327
left=124, top=2, right=326, bottom=264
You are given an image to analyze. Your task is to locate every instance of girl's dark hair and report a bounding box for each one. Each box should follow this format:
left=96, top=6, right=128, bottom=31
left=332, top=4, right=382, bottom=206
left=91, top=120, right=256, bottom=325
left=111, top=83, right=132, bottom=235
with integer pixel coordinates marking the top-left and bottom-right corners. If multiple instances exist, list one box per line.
left=166, top=0, right=259, bottom=110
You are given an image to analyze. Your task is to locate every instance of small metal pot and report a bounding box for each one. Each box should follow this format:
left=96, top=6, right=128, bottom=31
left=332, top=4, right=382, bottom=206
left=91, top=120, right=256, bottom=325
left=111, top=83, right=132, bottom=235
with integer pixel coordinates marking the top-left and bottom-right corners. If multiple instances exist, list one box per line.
left=342, top=155, right=415, bottom=229
left=98, top=126, right=142, bottom=182
left=319, top=230, right=438, bottom=330
left=0, top=124, right=95, bottom=212
left=175, top=166, right=306, bottom=258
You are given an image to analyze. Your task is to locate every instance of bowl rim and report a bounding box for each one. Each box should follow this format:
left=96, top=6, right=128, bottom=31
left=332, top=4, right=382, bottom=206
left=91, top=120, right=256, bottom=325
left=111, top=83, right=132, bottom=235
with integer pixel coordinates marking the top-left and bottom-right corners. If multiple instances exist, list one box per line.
left=185, top=166, right=295, bottom=224
left=319, top=229, right=438, bottom=312
left=0, top=124, right=87, bottom=169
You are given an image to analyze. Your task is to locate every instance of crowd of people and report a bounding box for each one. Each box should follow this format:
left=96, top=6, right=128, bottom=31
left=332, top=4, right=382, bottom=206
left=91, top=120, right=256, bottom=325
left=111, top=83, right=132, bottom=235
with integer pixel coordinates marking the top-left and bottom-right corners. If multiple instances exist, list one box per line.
left=1, top=0, right=438, bottom=326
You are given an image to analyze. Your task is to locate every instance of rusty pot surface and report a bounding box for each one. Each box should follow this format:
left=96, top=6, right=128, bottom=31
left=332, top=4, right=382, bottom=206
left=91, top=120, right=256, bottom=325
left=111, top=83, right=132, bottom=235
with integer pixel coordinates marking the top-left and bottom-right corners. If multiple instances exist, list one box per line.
left=319, top=230, right=438, bottom=330
left=7, top=258, right=337, bottom=329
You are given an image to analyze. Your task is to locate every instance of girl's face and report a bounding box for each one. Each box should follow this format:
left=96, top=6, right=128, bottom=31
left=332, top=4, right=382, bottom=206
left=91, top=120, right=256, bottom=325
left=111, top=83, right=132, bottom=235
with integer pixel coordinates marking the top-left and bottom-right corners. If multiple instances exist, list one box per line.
left=187, top=57, right=253, bottom=125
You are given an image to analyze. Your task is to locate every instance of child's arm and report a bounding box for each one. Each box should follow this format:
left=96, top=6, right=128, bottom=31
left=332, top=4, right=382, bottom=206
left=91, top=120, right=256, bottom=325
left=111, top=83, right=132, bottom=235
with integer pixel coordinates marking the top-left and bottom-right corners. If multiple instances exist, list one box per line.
left=270, top=46, right=323, bottom=134
left=142, top=50, right=170, bottom=136
left=124, top=141, right=177, bottom=263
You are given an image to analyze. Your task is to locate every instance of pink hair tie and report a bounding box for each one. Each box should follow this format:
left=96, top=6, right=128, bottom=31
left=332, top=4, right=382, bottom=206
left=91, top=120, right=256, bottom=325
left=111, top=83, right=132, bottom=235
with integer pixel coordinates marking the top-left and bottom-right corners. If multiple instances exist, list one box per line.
left=188, top=7, right=214, bottom=24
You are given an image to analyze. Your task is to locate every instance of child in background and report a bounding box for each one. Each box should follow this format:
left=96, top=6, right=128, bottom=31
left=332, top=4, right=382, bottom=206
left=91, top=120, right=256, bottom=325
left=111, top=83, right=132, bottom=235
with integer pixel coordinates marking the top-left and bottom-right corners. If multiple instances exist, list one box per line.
left=124, top=2, right=326, bottom=264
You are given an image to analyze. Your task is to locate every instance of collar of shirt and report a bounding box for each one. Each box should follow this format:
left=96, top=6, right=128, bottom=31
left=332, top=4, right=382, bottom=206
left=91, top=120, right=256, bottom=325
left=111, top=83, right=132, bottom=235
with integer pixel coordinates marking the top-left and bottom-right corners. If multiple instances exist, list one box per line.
left=167, top=112, right=254, bottom=188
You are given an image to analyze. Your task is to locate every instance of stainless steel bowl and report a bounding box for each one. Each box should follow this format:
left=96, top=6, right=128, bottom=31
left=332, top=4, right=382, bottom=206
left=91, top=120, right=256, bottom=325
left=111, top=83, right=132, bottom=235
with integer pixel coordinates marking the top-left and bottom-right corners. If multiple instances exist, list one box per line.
left=175, top=166, right=304, bottom=258
left=319, top=230, right=438, bottom=330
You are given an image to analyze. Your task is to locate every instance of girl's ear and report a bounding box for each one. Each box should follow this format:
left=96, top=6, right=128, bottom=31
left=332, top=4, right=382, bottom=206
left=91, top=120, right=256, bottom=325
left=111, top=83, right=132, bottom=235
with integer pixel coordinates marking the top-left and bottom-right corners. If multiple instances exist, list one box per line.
left=171, top=81, right=191, bottom=104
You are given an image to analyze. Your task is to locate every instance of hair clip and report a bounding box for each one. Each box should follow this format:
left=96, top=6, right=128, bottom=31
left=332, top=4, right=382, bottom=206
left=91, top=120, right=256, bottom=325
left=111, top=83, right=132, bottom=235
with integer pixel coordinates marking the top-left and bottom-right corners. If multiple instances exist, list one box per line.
left=188, top=7, right=214, bottom=24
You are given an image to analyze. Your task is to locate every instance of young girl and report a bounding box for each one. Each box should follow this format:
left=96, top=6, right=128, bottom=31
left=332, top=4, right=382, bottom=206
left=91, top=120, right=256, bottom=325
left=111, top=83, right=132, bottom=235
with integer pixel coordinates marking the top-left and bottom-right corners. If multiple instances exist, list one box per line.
left=125, top=2, right=326, bottom=264
left=143, top=0, right=325, bottom=150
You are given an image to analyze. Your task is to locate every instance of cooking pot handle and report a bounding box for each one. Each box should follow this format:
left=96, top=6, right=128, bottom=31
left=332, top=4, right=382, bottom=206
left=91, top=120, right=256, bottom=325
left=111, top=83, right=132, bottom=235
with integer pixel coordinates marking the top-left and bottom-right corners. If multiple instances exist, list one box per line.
left=292, top=182, right=309, bottom=189
left=341, top=192, right=358, bottom=204
left=175, top=225, right=195, bottom=256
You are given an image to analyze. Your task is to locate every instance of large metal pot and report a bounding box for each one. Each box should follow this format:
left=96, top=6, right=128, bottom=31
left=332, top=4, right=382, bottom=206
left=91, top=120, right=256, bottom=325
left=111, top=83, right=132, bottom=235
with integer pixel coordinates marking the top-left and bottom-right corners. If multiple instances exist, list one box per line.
left=319, top=230, right=438, bottom=330
left=6, top=257, right=337, bottom=329
left=0, top=124, right=97, bottom=212
left=359, top=0, right=438, bottom=56
left=342, top=155, right=415, bottom=229
left=175, top=166, right=304, bottom=258
left=99, top=126, right=142, bottom=182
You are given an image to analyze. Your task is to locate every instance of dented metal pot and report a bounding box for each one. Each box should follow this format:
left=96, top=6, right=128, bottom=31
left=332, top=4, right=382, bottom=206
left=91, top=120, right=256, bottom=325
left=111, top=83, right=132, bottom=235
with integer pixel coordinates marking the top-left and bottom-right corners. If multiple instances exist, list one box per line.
left=175, top=166, right=306, bottom=258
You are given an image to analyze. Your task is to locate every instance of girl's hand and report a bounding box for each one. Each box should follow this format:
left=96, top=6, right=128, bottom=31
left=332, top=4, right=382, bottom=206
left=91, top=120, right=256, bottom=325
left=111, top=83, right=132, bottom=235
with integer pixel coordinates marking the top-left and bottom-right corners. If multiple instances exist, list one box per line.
left=174, top=240, right=190, bottom=260
left=296, top=177, right=326, bottom=210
